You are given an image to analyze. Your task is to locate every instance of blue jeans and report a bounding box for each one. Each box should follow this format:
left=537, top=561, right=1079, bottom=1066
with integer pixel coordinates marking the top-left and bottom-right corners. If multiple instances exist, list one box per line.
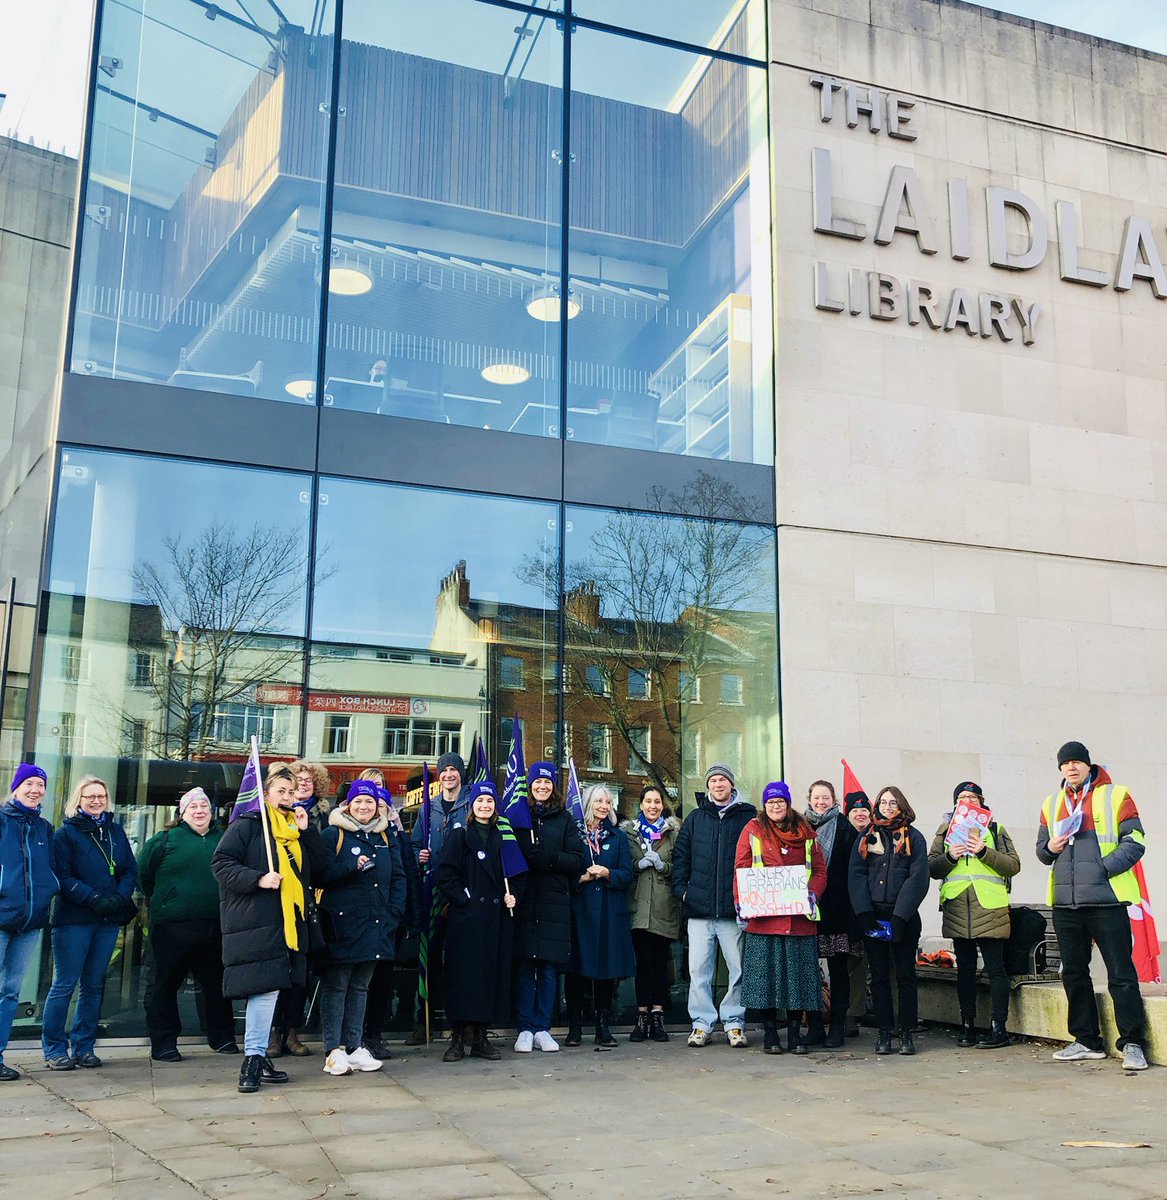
left=686, top=917, right=745, bottom=1031
left=515, top=960, right=558, bottom=1033
left=0, top=928, right=41, bottom=1062
left=41, top=924, right=120, bottom=1059
left=320, top=962, right=375, bottom=1055
left=244, top=990, right=280, bottom=1057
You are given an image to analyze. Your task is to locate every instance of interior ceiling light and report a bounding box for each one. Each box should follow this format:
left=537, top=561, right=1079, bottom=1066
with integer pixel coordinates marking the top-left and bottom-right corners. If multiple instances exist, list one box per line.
left=526, top=286, right=581, bottom=322
left=481, top=362, right=531, bottom=386
left=285, top=378, right=315, bottom=399
left=328, top=266, right=373, bottom=296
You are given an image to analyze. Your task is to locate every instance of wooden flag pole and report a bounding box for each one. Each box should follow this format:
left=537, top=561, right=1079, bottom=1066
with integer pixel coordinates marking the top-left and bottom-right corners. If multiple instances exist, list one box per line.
left=504, top=876, right=514, bottom=917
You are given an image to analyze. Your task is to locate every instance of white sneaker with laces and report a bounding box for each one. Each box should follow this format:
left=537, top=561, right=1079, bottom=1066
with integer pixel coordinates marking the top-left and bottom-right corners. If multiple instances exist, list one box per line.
left=346, top=1046, right=383, bottom=1072
left=687, top=1028, right=710, bottom=1047
left=726, top=1026, right=749, bottom=1048
left=324, top=1049, right=353, bottom=1075
left=533, top=1030, right=560, bottom=1052
left=1052, top=1041, right=1106, bottom=1062
left=1123, top=1044, right=1149, bottom=1071
left=514, top=1031, right=534, bottom=1053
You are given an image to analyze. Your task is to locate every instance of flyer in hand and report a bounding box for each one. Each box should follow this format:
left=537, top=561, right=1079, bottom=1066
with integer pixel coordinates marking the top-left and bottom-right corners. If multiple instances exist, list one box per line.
left=946, top=797, right=992, bottom=854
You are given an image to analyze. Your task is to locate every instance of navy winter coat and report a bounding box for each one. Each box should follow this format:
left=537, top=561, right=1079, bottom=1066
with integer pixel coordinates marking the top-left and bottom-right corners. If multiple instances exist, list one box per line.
left=0, top=800, right=58, bottom=933
left=671, top=794, right=757, bottom=920
left=52, top=813, right=138, bottom=926
left=212, top=811, right=327, bottom=1000
left=410, top=787, right=472, bottom=866
left=848, top=825, right=930, bottom=922
left=514, top=804, right=586, bottom=964
left=569, top=819, right=636, bottom=980
left=316, top=819, right=407, bottom=966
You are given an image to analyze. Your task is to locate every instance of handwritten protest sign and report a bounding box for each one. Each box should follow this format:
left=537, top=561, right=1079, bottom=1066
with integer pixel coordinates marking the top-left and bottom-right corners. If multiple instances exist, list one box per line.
left=736, top=864, right=813, bottom=918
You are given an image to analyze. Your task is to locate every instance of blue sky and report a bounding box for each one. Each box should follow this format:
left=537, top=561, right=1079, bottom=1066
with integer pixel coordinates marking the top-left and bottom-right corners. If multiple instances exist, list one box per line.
left=4, top=2, right=1167, bottom=158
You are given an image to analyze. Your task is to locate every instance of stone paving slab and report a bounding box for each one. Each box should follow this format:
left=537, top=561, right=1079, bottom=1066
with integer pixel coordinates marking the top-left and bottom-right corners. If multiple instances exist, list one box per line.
left=1, top=1029, right=1166, bottom=1200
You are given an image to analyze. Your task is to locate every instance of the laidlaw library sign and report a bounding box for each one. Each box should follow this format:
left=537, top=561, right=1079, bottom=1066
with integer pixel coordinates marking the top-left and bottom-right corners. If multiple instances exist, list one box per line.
left=807, top=76, right=1167, bottom=345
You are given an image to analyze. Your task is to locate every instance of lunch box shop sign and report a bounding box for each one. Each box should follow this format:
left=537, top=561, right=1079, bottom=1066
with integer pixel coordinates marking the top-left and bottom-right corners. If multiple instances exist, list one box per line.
left=806, top=76, right=1167, bottom=346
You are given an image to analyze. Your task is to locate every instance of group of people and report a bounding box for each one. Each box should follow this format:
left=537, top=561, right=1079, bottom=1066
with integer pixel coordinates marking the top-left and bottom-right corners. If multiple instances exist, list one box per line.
left=0, top=736, right=1151, bottom=1088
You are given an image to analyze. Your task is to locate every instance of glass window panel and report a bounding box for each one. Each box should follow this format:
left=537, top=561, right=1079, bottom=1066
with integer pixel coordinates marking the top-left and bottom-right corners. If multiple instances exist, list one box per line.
left=565, top=491, right=778, bottom=814
left=571, top=0, right=766, bottom=57
left=324, top=0, right=563, bottom=438
left=565, top=28, right=773, bottom=463
left=71, top=0, right=336, bottom=404
left=307, top=478, right=558, bottom=809
left=627, top=667, right=649, bottom=699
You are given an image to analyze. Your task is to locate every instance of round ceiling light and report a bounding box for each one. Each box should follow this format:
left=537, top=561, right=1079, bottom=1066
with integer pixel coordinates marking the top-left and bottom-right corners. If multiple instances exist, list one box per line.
left=526, top=289, right=581, bottom=322
left=481, top=362, right=531, bottom=386
left=284, top=378, right=315, bottom=399
left=328, top=266, right=373, bottom=296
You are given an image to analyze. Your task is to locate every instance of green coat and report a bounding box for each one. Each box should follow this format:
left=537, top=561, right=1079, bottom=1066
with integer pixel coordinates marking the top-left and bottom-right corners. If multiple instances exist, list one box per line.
left=622, top=816, right=681, bottom=941
left=927, top=819, right=1021, bottom=941
left=139, top=822, right=224, bottom=924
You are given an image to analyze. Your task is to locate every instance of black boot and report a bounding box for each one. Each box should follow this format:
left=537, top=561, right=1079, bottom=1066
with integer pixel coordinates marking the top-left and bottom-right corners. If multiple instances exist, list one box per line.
left=404, top=1023, right=427, bottom=1046
left=824, top=1020, right=845, bottom=1049
left=787, top=1017, right=806, bottom=1055
left=649, top=1011, right=669, bottom=1043
left=899, top=1029, right=916, bottom=1056
left=237, top=1055, right=263, bottom=1093
left=470, top=1024, right=501, bottom=1061
left=956, top=1017, right=977, bottom=1048
left=363, top=1034, right=391, bottom=1060
left=442, top=1025, right=465, bottom=1063
left=875, top=1029, right=894, bottom=1055
left=762, top=1018, right=783, bottom=1056
left=975, top=1020, right=1009, bottom=1049
left=259, top=1056, right=289, bottom=1083
left=804, top=1013, right=826, bottom=1047
left=565, top=1012, right=583, bottom=1047
left=629, top=1012, right=650, bottom=1043
left=594, top=1014, right=618, bottom=1051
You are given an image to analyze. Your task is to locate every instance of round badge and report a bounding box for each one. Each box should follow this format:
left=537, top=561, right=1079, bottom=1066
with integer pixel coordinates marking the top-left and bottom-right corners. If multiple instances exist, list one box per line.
left=477, top=850, right=487, bottom=860
left=351, top=846, right=361, bottom=855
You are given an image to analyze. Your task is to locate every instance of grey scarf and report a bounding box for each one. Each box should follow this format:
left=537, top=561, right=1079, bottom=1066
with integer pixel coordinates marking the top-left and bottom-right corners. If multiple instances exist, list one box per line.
left=805, top=805, right=840, bottom=864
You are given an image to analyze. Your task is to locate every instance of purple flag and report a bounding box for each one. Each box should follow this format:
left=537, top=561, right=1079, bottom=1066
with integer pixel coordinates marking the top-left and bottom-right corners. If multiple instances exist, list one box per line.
left=229, top=737, right=264, bottom=823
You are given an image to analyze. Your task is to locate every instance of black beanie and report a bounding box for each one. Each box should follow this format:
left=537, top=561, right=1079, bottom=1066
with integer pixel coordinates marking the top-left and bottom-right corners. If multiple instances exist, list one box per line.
left=1056, top=741, right=1091, bottom=768
left=952, top=781, right=983, bottom=802
left=844, top=791, right=870, bottom=813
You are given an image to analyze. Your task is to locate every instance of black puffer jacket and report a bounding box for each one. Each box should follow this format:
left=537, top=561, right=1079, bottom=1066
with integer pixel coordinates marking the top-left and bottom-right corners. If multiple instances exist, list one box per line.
left=848, top=825, right=930, bottom=922
left=671, top=794, right=757, bottom=920
left=514, top=804, right=585, bottom=964
left=211, top=811, right=326, bottom=1000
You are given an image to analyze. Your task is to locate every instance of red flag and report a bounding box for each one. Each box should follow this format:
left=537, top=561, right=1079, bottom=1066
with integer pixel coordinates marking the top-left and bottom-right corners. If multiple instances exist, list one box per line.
left=841, top=758, right=868, bottom=810
left=1129, top=860, right=1162, bottom=984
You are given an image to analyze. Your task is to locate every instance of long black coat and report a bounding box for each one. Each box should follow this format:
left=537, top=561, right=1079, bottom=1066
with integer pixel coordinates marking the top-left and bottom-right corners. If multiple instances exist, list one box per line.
left=317, top=823, right=407, bottom=967
left=848, top=825, right=930, bottom=922
left=514, top=805, right=585, bottom=965
left=436, top=823, right=523, bottom=1024
left=813, top=813, right=858, bottom=936
left=671, top=795, right=757, bottom=920
left=211, top=812, right=326, bottom=1000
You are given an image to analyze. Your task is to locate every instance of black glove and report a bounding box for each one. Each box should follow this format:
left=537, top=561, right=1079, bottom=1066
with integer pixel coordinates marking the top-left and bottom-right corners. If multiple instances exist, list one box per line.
left=90, top=895, right=122, bottom=918
left=525, top=845, right=552, bottom=869
left=890, top=915, right=907, bottom=944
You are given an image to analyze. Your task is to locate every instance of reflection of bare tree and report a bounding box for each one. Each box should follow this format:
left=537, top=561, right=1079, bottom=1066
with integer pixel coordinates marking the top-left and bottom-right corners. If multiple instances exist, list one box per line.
left=519, top=474, right=771, bottom=797
left=132, top=521, right=311, bottom=759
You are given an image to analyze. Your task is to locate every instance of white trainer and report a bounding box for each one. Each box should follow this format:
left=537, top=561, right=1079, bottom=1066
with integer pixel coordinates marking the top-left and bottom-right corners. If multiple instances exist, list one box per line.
left=323, top=1049, right=353, bottom=1076
left=1052, top=1041, right=1106, bottom=1062
left=514, top=1031, right=534, bottom=1053
left=346, top=1046, right=383, bottom=1072
left=533, top=1030, right=560, bottom=1052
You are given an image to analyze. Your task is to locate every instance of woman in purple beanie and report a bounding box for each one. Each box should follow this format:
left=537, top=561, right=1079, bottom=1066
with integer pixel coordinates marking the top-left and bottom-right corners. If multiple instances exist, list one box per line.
left=0, top=764, right=58, bottom=1080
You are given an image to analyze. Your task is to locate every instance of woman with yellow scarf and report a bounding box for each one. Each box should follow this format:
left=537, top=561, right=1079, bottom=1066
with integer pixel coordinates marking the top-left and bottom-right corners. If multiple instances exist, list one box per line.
left=213, top=763, right=327, bottom=1093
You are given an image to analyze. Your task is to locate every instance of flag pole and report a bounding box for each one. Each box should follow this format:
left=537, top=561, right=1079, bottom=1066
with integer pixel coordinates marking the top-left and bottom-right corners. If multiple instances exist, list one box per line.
left=503, top=875, right=514, bottom=917
left=252, top=737, right=275, bottom=875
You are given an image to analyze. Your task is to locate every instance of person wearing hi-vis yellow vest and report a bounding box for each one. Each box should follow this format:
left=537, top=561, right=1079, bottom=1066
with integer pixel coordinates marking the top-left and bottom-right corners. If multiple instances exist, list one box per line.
left=1036, top=741, right=1149, bottom=1072
left=928, top=781, right=1020, bottom=1051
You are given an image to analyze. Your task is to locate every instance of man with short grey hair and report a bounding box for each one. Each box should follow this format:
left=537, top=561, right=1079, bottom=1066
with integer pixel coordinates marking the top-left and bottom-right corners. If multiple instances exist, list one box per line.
left=671, top=763, right=755, bottom=1048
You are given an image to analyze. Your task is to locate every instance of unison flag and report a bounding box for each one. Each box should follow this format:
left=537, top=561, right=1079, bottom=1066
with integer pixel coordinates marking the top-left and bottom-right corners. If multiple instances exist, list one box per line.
left=471, top=730, right=492, bottom=786
left=418, top=760, right=435, bottom=1005
left=566, top=757, right=585, bottom=825
left=229, top=737, right=264, bottom=823
left=841, top=758, right=869, bottom=810
left=1130, top=860, right=1162, bottom=984
left=502, top=716, right=532, bottom=831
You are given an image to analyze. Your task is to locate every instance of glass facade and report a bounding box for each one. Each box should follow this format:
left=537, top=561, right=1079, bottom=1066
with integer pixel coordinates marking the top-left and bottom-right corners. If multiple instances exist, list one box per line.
left=18, top=0, right=777, bottom=1040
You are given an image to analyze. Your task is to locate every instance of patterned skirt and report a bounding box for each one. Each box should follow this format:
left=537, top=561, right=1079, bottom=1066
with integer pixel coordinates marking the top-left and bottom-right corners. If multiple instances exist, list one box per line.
left=818, top=931, right=856, bottom=958
left=741, top=933, right=823, bottom=1011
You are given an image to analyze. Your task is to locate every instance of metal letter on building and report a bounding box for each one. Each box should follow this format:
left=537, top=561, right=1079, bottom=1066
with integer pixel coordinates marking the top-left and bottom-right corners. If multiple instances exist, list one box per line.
left=874, top=165, right=938, bottom=254
left=812, top=148, right=866, bottom=240
left=986, top=187, right=1048, bottom=271
left=1114, top=215, right=1167, bottom=298
left=1055, top=201, right=1111, bottom=288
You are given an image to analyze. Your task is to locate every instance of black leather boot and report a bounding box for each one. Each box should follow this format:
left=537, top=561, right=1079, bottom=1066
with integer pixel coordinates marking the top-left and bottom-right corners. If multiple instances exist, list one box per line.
left=804, top=1013, right=826, bottom=1047
left=259, top=1056, right=289, bottom=1083
left=594, top=1014, right=618, bottom=1050
left=237, top=1055, right=263, bottom=1093
left=762, top=1018, right=783, bottom=1055
left=629, top=1012, right=650, bottom=1043
left=875, top=1028, right=894, bottom=1055
left=975, top=1020, right=1009, bottom=1049
left=363, top=1034, right=391, bottom=1060
left=899, top=1028, right=916, bottom=1056
left=649, top=1011, right=669, bottom=1042
left=956, top=1017, right=977, bottom=1048
left=824, top=1022, right=846, bottom=1049
left=442, top=1025, right=465, bottom=1063
left=788, top=1017, right=806, bottom=1054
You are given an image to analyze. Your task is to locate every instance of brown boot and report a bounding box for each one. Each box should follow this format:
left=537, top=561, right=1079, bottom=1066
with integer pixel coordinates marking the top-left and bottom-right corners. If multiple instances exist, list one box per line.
left=283, top=1028, right=311, bottom=1057
left=442, top=1026, right=465, bottom=1063
left=266, top=1028, right=284, bottom=1058
left=470, top=1025, right=501, bottom=1061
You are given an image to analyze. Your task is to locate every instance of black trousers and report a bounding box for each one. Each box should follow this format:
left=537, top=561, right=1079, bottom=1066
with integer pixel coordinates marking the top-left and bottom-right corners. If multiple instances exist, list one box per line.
left=146, top=919, right=236, bottom=1052
left=273, top=983, right=308, bottom=1032
left=866, top=913, right=920, bottom=1031
left=564, top=973, right=615, bottom=1021
left=953, top=937, right=1009, bottom=1024
left=631, top=930, right=671, bottom=1008
left=825, top=952, right=851, bottom=1025
left=364, top=960, right=394, bottom=1039
left=1053, top=904, right=1146, bottom=1050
